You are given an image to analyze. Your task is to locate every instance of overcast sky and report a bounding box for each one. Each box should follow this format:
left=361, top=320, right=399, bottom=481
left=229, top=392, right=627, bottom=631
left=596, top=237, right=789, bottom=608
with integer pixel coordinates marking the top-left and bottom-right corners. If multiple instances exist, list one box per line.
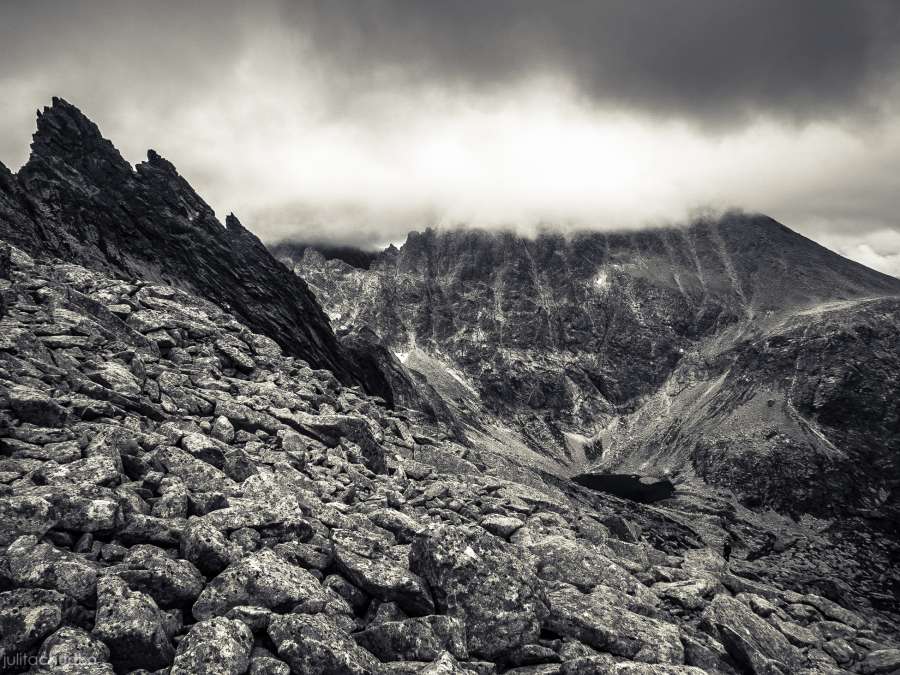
left=2, top=1, right=900, bottom=275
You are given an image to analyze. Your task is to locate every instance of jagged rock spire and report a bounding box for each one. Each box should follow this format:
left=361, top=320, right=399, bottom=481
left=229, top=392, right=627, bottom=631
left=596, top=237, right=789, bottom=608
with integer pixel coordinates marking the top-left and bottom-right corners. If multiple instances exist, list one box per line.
left=28, top=97, right=132, bottom=179
left=0, top=98, right=365, bottom=391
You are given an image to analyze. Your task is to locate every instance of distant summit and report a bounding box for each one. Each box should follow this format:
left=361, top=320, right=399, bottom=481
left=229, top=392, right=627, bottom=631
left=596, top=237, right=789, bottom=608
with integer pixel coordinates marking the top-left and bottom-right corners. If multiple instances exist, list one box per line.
left=271, top=241, right=380, bottom=271
left=294, top=220, right=900, bottom=525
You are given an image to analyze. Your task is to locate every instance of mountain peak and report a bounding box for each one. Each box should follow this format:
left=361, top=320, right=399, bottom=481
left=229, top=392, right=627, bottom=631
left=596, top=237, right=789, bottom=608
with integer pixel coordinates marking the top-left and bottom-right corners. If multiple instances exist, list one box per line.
left=27, top=97, right=132, bottom=179
left=34, top=97, right=105, bottom=148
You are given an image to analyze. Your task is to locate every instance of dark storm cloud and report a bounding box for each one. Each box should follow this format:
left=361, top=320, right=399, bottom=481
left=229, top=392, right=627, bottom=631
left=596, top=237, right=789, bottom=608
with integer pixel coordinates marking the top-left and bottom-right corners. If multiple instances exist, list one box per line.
left=0, top=1, right=245, bottom=85
left=280, top=0, right=900, bottom=126
left=3, top=1, right=898, bottom=135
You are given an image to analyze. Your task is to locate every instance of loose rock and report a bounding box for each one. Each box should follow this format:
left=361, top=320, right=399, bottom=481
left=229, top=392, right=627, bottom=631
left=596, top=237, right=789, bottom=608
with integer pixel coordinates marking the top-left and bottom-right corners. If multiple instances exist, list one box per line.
left=171, top=617, right=253, bottom=675
left=410, top=525, right=548, bottom=660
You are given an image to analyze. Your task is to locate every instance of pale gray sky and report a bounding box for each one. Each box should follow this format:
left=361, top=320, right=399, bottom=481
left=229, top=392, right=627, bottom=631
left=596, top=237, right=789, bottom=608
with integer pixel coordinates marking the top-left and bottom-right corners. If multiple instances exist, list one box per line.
left=2, top=0, right=899, bottom=274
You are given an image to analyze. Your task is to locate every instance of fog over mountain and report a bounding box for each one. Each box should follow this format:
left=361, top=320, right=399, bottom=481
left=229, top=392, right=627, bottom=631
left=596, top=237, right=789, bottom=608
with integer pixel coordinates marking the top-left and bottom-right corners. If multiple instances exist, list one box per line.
left=2, top=1, right=900, bottom=274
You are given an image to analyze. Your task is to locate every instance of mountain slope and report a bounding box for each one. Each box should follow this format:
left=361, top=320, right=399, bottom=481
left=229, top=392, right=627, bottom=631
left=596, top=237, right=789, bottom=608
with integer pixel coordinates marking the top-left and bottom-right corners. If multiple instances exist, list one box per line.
left=288, top=220, right=900, bottom=515
left=598, top=296, right=900, bottom=517
left=0, top=98, right=358, bottom=388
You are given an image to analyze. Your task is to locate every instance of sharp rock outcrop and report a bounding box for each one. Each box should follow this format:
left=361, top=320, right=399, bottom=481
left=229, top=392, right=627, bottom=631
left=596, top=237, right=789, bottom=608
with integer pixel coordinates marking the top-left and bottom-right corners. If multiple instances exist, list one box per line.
left=0, top=97, right=361, bottom=391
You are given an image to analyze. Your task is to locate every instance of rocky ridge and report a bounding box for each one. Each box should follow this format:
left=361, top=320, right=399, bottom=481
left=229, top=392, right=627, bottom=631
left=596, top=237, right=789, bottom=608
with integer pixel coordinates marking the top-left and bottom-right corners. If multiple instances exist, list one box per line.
left=2, top=239, right=899, bottom=673
left=0, top=97, right=360, bottom=391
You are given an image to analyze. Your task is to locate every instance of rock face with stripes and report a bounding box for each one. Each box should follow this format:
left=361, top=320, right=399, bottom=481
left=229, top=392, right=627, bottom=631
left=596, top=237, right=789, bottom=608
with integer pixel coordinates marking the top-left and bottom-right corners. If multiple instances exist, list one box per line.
left=290, top=220, right=900, bottom=474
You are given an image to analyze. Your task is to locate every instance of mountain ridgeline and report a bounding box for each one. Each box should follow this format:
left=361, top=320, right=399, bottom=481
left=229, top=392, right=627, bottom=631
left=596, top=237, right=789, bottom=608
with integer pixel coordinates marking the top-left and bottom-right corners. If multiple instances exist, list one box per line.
left=289, top=223, right=900, bottom=616
left=288, top=223, right=900, bottom=519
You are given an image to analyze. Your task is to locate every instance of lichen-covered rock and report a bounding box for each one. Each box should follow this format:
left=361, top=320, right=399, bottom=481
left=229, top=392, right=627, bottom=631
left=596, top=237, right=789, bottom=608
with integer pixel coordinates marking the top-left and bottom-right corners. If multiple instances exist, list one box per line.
left=87, top=361, right=142, bottom=397
left=180, top=432, right=229, bottom=469
left=3, top=535, right=98, bottom=603
left=860, top=649, right=900, bottom=674
left=368, top=508, right=427, bottom=543
left=249, top=654, right=292, bottom=675
left=773, top=618, right=820, bottom=648
left=159, top=446, right=237, bottom=494
left=215, top=399, right=282, bottom=434
left=38, top=455, right=119, bottom=488
left=781, top=590, right=865, bottom=629
left=530, top=535, right=656, bottom=605
left=651, top=579, right=715, bottom=610
left=0, top=496, right=56, bottom=545
left=215, top=337, right=257, bottom=372
left=823, top=637, right=856, bottom=664
left=181, top=518, right=234, bottom=576
left=211, top=415, right=236, bottom=443
left=171, top=617, right=253, bottom=675
left=332, top=527, right=434, bottom=616
left=479, top=515, right=524, bottom=539
left=701, top=594, right=802, bottom=673
left=91, top=576, right=174, bottom=672
left=107, top=544, right=205, bottom=608
left=355, top=614, right=468, bottom=662
left=267, top=613, right=381, bottom=675
left=275, top=538, right=335, bottom=571
left=116, top=513, right=185, bottom=547
left=153, top=477, right=190, bottom=518
left=680, top=633, right=738, bottom=674
left=324, top=574, right=368, bottom=612
left=545, top=583, right=684, bottom=664
left=0, top=589, right=66, bottom=664
left=419, top=651, right=481, bottom=674
left=39, top=489, right=120, bottom=532
left=192, top=548, right=331, bottom=620
left=277, top=409, right=387, bottom=474
left=608, top=664, right=707, bottom=674
left=8, top=385, right=68, bottom=427
left=409, top=525, right=548, bottom=660
left=33, top=626, right=114, bottom=674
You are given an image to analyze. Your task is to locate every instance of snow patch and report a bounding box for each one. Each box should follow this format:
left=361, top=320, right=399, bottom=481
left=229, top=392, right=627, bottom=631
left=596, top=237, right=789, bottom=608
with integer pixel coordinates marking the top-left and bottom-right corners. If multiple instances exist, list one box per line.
left=593, top=270, right=610, bottom=290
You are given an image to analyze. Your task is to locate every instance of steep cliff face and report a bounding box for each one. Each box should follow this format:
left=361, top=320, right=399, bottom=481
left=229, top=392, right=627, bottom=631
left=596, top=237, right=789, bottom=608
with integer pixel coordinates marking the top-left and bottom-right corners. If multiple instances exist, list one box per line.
left=0, top=98, right=359, bottom=388
left=289, top=219, right=900, bottom=518
left=599, top=296, right=900, bottom=518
